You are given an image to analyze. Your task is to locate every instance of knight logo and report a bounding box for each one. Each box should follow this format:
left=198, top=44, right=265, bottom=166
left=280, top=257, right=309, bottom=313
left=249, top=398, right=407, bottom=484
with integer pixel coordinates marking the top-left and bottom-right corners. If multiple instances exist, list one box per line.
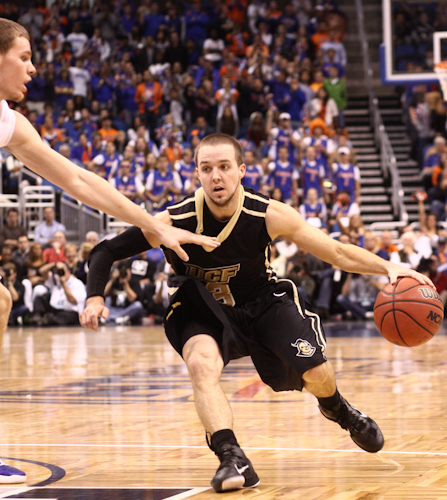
left=418, top=288, right=441, bottom=301
left=291, top=339, right=316, bottom=357
left=426, top=310, right=443, bottom=325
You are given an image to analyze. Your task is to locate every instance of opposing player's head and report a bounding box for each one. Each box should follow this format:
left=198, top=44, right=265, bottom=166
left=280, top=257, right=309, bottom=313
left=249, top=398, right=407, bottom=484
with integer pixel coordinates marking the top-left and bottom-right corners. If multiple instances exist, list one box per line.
left=0, top=19, right=35, bottom=102
left=195, top=133, right=245, bottom=210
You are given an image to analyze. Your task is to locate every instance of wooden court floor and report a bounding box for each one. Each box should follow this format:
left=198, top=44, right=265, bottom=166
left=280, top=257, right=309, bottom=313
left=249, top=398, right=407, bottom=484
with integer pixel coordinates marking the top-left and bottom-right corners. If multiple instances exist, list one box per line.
left=0, top=320, right=446, bottom=499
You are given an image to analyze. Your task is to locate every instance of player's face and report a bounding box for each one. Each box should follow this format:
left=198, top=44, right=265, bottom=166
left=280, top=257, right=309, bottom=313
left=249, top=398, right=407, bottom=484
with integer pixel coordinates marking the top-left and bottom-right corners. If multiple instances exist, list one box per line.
left=196, top=143, right=245, bottom=212
left=0, top=37, right=36, bottom=102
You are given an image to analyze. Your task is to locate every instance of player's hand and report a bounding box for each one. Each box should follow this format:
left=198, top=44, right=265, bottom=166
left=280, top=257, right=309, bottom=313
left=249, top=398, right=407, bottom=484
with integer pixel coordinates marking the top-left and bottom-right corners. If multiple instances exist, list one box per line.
left=80, top=297, right=109, bottom=331
left=388, top=266, right=435, bottom=288
left=153, top=220, right=220, bottom=261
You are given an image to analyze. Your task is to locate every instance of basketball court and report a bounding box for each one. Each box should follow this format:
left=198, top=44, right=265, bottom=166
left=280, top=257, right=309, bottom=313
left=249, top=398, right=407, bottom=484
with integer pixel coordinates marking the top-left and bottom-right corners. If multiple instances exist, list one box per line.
left=0, top=321, right=444, bottom=499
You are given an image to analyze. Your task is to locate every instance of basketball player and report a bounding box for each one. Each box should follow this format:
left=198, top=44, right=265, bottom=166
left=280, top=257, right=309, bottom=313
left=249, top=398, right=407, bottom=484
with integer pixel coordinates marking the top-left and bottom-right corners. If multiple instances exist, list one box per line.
left=0, top=18, right=218, bottom=483
left=81, top=134, right=433, bottom=493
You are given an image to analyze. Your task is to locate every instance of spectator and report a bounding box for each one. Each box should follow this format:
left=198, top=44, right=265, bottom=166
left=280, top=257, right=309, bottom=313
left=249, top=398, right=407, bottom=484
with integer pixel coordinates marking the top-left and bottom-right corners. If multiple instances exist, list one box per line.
left=331, top=147, right=361, bottom=204
left=323, top=65, right=347, bottom=127
left=145, top=154, right=182, bottom=212
left=379, top=231, right=399, bottom=258
left=309, top=87, right=339, bottom=128
left=63, top=243, right=79, bottom=276
left=241, top=150, right=264, bottom=192
left=43, top=231, right=66, bottom=264
left=30, top=261, right=87, bottom=326
left=110, top=160, right=142, bottom=203
left=33, top=207, right=66, bottom=248
left=88, top=141, right=120, bottom=180
left=13, top=235, right=30, bottom=279
left=104, top=261, right=144, bottom=325
left=268, top=145, right=299, bottom=205
left=299, top=187, right=327, bottom=228
left=390, top=231, right=422, bottom=269
left=336, top=270, right=388, bottom=320
left=363, top=231, right=389, bottom=260
left=0, top=208, right=27, bottom=250
left=84, top=231, right=99, bottom=248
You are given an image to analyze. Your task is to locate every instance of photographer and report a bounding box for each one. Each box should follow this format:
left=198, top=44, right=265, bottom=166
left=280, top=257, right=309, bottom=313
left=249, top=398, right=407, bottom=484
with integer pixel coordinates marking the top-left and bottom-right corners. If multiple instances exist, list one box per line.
left=103, top=261, right=143, bottom=325
left=1, top=263, right=27, bottom=326
left=30, top=262, right=86, bottom=326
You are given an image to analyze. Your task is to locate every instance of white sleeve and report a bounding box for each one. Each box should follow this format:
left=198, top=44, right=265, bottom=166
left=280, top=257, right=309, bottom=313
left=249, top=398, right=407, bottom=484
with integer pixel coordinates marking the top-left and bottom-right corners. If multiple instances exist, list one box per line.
left=109, top=177, right=116, bottom=189
left=173, top=161, right=181, bottom=172
left=331, top=163, right=339, bottom=173
left=268, top=161, right=276, bottom=172
left=0, top=101, right=16, bottom=148
left=347, top=202, right=360, bottom=217
left=93, top=154, right=105, bottom=165
left=354, top=166, right=361, bottom=181
left=135, top=176, right=144, bottom=194
left=145, top=172, right=154, bottom=191
left=299, top=205, right=307, bottom=218
left=172, top=171, right=183, bottom=190
left=270, top=128, right=279, bottom=139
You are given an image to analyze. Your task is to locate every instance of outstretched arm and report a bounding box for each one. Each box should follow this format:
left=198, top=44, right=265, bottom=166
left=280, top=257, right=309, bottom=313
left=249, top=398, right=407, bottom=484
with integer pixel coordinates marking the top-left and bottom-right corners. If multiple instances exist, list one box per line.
left=8, top=112, right=218, bottom=261
left=80, top=221, right=161, bottom=330
left=265, top=200, right=434, bottom=287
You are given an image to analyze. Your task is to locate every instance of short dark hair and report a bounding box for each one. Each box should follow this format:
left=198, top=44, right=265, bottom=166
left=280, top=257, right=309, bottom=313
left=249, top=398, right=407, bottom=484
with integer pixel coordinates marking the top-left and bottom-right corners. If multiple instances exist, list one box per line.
left=194, top=133, right=243, bottom=166
left=7, top=208, right=18, bottom=215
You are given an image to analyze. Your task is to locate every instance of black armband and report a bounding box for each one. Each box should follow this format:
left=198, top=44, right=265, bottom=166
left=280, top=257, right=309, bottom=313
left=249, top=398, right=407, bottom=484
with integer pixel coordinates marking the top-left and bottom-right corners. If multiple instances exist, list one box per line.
left=87, top=226, right=152, bottom=299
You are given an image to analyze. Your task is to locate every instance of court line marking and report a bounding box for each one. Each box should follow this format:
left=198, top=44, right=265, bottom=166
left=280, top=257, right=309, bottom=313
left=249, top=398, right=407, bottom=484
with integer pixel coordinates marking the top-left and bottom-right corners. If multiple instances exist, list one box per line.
left=1, top=443, right=447, bottom=457
left=0, top=487, right=210, bottom=499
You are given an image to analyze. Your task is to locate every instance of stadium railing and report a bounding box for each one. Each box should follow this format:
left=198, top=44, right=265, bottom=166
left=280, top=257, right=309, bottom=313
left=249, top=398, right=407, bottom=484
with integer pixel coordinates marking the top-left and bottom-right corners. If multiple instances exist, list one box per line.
left=355, top=0, right=409, bottom=226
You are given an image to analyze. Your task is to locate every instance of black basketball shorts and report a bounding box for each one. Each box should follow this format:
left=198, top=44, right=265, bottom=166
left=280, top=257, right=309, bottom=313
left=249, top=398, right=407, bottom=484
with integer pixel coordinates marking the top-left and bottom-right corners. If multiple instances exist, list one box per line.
left=163, top=277, right=327, bottom=392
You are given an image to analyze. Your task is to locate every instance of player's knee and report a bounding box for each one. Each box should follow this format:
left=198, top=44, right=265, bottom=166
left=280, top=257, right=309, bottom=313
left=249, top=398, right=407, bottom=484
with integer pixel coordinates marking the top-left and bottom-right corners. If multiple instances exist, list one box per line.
left=185, top=350, right=223, bottom=387
left=303, top=362, right=332, bottom=385
left=0, top=285, right=12, bottom=314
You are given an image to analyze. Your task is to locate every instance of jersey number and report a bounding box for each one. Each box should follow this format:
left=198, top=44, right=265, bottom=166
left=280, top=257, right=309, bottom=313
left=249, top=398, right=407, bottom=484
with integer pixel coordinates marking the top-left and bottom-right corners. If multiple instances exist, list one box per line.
left=206, top=283, right=235, bottom=307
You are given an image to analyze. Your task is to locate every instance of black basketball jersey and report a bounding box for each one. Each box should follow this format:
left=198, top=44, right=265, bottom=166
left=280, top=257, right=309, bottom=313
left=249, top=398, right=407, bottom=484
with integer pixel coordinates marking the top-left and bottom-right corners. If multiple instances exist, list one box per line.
left=164, top=186, right=276, bottom=306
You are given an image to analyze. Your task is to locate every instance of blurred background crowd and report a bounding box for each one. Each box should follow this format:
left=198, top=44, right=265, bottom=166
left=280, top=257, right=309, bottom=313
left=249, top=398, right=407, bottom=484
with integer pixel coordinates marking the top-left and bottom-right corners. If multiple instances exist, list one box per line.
left=0, top=0, right=446, bottom=329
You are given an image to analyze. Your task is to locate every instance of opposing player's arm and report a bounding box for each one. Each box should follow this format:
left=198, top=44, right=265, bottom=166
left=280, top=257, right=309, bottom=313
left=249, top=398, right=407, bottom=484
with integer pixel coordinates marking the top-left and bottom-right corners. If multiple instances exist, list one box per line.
left=8, top=112, right=218, bottom=261
left=265, top=200, right=434, bottom=287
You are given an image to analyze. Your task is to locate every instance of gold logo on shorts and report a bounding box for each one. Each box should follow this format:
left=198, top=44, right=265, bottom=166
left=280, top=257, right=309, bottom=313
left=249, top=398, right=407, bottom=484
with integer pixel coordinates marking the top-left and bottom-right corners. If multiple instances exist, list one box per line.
left=291, top=339, right=316, bottom=357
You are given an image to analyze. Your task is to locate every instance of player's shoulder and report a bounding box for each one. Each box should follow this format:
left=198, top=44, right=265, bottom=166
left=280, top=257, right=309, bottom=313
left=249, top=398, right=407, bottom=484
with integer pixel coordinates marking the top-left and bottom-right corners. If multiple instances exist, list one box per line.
left=243, top=187, right=269, bottom=214
left=168, top=192, right=197, bottom=219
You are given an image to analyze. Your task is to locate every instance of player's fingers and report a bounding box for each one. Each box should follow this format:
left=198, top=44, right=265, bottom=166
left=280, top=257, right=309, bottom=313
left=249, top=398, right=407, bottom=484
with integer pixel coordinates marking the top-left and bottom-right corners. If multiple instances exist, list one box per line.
left=173, top=244, right=189, bottom=262
left=101, top=307, right=109, bottom=320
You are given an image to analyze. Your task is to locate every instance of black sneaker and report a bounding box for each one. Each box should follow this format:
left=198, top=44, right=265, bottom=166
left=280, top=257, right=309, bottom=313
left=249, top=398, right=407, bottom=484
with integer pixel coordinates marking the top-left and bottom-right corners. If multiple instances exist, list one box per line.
left=319, top=395, right=384, bottom=453
left=211, top=444, right=260, bottom=493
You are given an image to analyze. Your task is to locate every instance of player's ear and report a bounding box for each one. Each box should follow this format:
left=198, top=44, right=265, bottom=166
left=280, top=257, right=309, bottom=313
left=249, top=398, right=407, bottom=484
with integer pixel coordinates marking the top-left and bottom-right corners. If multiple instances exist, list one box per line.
left=239, top=163, right=246, bottom=179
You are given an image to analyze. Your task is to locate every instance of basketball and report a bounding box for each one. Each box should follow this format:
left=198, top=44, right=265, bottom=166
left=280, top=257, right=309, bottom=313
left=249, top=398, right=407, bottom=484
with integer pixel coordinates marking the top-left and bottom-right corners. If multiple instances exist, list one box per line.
left=373, top=277, right=444, bottom=347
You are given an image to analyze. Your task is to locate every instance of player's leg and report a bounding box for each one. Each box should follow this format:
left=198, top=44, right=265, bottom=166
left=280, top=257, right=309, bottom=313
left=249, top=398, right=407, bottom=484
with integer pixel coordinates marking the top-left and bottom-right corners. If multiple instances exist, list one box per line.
left=251, top=287, right=384, bottom=453
left=0, top=283, right=26, bottom=483
left=302, top=361, right=384, bottom=453
left=182, top=334, right=259, bottom=493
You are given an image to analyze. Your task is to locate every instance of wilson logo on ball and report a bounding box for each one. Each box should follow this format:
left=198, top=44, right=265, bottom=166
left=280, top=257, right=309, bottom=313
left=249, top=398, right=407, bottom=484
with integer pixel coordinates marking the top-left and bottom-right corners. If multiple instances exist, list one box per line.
left=418, top=288, right=441, bottom=301
left=427, top=310, right=443, bottom=324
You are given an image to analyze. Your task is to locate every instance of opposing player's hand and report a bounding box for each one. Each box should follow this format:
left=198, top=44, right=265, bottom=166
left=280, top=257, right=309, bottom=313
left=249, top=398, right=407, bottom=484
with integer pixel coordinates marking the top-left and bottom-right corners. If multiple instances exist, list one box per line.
left=388, top=266, right=435, bottom=288
left=154, top=220, right=219, bottom=261
left=80, top=297, right=109, bottom=331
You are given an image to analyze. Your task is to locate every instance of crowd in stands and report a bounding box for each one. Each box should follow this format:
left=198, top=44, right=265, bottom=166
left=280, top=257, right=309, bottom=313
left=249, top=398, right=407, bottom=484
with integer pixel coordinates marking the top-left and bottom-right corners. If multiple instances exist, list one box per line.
left=2, top=0, right=443, bottom=325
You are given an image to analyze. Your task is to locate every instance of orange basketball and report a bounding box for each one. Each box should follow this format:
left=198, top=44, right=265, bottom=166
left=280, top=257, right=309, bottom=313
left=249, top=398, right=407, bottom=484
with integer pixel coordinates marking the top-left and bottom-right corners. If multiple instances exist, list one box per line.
left=373, top=277, right=444, bottom=347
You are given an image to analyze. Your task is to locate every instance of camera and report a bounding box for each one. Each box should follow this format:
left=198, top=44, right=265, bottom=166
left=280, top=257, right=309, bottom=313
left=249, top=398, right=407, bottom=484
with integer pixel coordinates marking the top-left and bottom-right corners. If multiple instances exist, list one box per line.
left=53, top=266, right=65, bottom=277
left=3, top=268, right=11, bottom=279
left=119, top=266, right=128, bottom=278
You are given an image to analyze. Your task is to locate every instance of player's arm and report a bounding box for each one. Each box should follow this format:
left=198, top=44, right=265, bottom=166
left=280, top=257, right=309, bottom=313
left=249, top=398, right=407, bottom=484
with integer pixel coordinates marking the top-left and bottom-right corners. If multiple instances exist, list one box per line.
left=80, top=211, right=170, bottom=330
left=8, top=113, right=218, bottom=261
left=265, top=200, right=434, bottom=287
